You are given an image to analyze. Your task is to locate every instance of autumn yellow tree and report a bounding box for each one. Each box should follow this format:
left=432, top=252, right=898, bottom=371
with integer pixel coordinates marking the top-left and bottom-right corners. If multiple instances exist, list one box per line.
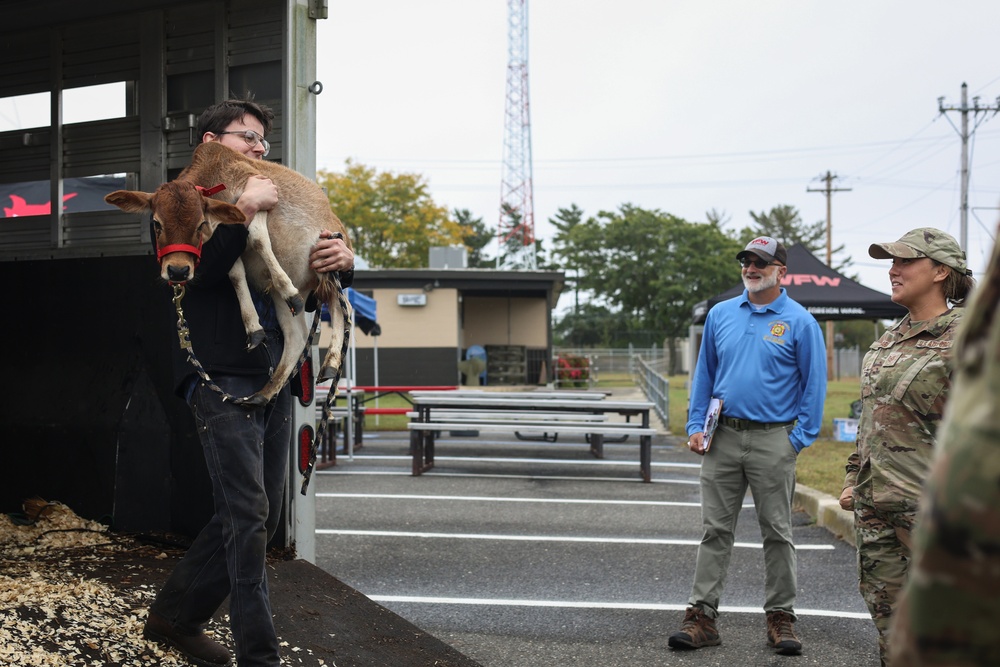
left=317, top=161, right=466, bottom=268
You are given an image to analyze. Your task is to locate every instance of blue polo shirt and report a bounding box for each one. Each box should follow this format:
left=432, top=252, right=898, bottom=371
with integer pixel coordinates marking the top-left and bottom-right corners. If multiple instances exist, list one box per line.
left=686, top=288, right=827, bottom=452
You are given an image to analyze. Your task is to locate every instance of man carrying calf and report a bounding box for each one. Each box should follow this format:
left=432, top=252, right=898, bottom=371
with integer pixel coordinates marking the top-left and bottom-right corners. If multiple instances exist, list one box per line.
left=139, top=98, right=354, bottom=667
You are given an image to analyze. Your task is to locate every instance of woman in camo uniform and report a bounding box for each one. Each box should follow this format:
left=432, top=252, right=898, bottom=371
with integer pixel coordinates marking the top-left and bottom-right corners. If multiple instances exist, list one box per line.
left=840, top=227, right=975, bottom=666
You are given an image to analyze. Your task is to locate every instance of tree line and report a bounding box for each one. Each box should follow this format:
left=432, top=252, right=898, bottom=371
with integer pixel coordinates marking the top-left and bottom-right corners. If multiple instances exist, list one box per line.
left=319, top=161, right=877, bottom=370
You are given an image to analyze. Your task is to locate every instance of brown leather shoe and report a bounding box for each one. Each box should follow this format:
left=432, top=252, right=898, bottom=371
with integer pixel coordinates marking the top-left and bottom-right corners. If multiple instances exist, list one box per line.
left=143, top=611, right=233, bottom=667
left=766, top=610, right=802, bottom=655
left=668, top=606, right=721, bottom=649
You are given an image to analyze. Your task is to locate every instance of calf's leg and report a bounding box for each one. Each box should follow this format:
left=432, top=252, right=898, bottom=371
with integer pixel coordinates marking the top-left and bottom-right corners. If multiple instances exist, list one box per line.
left=228, top=257, right=267, bottom=350
left=237, top=294, right=310, bottom=407
left=246, top=211, right=304, bottom=315
left=318, top=287, right=352, bottom=384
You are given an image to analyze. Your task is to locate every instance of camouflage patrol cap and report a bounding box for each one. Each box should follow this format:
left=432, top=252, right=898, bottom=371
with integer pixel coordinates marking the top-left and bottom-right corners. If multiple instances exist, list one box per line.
left=869, top=227, right=971, bottom=275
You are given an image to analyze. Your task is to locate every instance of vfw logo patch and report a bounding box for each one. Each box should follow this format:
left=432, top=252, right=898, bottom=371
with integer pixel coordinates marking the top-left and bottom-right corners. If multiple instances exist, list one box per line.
left=766, top=320, right=789, bottom=344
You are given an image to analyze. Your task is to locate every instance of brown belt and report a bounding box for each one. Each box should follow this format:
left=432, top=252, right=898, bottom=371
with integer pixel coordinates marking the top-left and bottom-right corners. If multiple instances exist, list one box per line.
left=720, top=416, right=794, bottom=431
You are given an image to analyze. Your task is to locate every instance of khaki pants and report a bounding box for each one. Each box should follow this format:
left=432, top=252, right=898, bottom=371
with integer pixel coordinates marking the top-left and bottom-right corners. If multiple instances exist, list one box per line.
left=689, top=423, right=798, bottom=618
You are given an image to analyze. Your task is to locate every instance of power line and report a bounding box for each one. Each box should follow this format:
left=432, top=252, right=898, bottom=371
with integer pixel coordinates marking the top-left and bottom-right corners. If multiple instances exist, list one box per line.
left=837, top=175, right=958, bottom=233
left=838, top=118, right=941, bottom=178
left=323, top=132, right=981, bottom=168
left=850, top=135, right=955, bottom=184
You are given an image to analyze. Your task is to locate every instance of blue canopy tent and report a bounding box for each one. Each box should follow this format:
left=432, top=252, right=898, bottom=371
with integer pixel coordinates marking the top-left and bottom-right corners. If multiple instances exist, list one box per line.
left=321, top=289, right=382, bottom=380
left=320, top=289, right=380, bottom=335
left=321, top=288, right=379, bottom=336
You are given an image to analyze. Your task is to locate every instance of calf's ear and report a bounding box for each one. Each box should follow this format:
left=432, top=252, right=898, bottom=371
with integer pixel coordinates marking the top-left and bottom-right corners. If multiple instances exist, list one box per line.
left=205, top=198, right=248, bottom=225
left=105, top=190, right=153, bottom=213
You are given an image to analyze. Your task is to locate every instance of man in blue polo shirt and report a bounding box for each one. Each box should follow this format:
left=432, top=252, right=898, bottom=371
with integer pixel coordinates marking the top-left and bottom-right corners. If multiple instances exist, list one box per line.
left=668, top=236, right=827, bottom=656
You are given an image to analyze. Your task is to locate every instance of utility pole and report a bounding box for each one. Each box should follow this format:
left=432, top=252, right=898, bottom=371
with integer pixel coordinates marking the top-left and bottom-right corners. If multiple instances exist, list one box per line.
left=808, top=171, right=851, bottom=381
left=938, top=82, right=1000, bottom=251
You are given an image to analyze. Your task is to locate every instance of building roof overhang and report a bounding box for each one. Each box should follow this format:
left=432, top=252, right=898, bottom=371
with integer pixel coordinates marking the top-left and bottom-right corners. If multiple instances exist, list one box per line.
left=354, top=268, right=566, bottom=304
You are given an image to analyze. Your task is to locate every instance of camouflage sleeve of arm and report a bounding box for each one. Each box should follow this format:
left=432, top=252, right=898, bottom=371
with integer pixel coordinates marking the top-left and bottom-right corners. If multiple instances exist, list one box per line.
left=890, top=241, right=1000, bottom=666
left=889, top=437, right=1000, bottom=666
left=843, top=449, right=860, bottom=489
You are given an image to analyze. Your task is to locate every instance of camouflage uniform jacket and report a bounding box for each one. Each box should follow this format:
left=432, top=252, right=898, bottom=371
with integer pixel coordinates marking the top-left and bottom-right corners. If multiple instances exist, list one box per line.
left=844, top=309, right=963, bottom=513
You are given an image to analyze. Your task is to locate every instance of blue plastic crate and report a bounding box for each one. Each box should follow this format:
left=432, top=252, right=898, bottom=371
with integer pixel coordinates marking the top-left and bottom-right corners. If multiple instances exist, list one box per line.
left=833, top=418, right=858, bottom=442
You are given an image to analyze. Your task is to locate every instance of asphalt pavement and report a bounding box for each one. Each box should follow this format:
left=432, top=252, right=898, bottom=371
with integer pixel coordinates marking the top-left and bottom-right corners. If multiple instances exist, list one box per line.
left=311, top=388, right=878, bottom=667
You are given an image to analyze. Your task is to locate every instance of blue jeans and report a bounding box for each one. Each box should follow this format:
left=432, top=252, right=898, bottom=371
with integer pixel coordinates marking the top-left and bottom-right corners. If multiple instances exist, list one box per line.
left=151, top=373, right=292, bottom=667
left=688, top=423, right=798, bottom=618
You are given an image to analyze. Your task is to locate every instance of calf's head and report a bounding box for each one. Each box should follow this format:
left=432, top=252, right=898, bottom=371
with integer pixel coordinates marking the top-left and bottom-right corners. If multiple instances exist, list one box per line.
left=105, top=181, right=246, bottom=284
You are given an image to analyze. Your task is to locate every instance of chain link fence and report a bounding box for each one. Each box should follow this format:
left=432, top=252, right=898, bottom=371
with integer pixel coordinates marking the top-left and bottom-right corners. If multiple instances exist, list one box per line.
left=552, top=347, right=669, bottom=428
left=553, top=346, right=666, bottom=382
left=834, top=346, right=862, bottom=379
left=634, top=356, right=669, bottom=430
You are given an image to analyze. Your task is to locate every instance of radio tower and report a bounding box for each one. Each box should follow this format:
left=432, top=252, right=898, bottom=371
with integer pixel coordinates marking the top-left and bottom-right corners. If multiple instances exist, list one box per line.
left=497, top=0, right=536, bottom=270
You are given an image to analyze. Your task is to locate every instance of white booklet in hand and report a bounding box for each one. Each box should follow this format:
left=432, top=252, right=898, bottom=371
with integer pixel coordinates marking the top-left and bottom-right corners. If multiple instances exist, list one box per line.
left=702, top=398, right=723, bottom=452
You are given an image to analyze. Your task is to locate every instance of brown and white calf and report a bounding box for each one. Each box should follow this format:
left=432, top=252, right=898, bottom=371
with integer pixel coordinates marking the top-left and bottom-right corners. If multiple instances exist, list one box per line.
left=105, top=140, right=353, bottom=406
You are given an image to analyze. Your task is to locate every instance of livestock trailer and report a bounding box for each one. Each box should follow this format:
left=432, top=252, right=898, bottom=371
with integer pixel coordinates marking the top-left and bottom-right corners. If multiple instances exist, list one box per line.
left=0, top=0, right=328, bottom=560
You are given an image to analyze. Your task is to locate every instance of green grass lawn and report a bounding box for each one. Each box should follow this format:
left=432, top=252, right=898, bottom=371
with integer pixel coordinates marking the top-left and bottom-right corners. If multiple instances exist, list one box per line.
left=800, top=377, right=860, bottom=498
left=342, top=374, right=858, bottom=499
left=796, top=438, right=855, bottom=498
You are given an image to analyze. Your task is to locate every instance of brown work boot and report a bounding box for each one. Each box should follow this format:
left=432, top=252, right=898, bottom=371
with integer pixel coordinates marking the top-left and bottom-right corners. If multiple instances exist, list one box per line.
left=143, top=611, right=233, bottom=667
left=668, top=606, right=721, bottom=649
left=766, top=610, right=802, bottom=655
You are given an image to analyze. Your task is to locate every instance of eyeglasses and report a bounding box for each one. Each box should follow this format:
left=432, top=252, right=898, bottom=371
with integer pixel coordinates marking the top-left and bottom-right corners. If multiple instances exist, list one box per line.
left=739, top=257, right=781, bottom=270
left=214, top=130, right=270, bottom=157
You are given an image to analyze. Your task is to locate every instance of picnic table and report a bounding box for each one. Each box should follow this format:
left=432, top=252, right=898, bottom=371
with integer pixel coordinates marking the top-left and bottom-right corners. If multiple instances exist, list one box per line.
left=314, top=384, right=459, bottom=465
left=407, top=393, right=657, bottom=482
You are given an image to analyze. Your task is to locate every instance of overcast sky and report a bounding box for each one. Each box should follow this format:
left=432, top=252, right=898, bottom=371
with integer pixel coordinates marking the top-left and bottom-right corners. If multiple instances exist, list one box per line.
left=315, top=0, right=1000, bottom=298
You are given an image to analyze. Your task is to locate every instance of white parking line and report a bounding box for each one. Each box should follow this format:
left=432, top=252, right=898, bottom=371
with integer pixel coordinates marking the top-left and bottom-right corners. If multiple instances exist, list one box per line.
left=315, top=529, right=835, bottom=550
left=368, top=595, right=869, bottom=619
left=318, top=470, right=702, bottom=484
left=317, top=492, right=711, bottom=507
left=318, top=492, right=765, bottom=515
left=323, top=454, right=700, bottom=469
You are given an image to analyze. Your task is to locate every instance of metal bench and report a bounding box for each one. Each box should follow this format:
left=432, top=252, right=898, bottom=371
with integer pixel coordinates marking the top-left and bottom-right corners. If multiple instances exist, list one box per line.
left=408, top=395, right=657, bottom=482
left=403, top=410, right=609, bottom=422
left=404, top=410, right=610, bottom=442
left=407, top=421, right=655, bottom=481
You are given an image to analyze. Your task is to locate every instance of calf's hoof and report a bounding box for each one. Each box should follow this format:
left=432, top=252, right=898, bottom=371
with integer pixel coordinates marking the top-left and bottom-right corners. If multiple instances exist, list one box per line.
left=317, top=365, right=338, bottom=383
left=246, top=330, right=266, bottom=350
left=287, top=295, right=305, bottom=316
left=232, top=393, right=268, bottom=408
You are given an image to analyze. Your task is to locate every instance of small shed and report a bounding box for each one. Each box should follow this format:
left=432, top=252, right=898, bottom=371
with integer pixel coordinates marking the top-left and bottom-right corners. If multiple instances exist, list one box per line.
left=321, top=268, right=565, bottom=386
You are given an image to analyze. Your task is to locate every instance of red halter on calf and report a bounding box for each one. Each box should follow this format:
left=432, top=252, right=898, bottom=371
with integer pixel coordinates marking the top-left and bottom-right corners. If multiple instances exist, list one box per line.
left=195, top=183, right=227, bottom=197
left=156, top=238, right=204, bottom=264
left=154, top=183, right=228, bottom=268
